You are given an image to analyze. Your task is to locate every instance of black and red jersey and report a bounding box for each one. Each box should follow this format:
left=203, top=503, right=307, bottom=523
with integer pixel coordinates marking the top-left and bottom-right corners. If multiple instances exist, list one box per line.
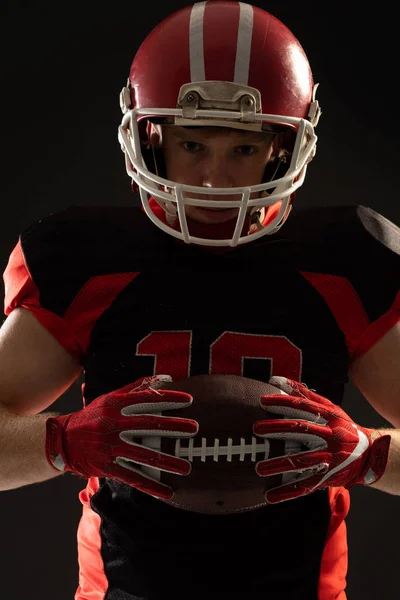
left=3, top=201, right=400, bottom=600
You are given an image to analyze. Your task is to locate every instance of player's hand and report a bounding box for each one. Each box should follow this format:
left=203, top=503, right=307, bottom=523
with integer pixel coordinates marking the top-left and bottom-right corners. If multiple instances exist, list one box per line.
left=253, top=376, right=391, bottom=504
left=45, top=375, right=199, bottom=500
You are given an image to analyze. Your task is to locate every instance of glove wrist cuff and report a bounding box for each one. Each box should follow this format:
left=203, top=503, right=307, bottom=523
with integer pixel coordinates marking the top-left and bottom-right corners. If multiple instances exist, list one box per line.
left=45, top=415, right=72, bottom=473
left=362, top=433, right=391, bottom=486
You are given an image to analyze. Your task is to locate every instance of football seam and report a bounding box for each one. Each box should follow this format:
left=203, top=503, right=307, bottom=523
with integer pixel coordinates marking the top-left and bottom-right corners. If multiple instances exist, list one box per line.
left=174, top=436, right=270, bottom=462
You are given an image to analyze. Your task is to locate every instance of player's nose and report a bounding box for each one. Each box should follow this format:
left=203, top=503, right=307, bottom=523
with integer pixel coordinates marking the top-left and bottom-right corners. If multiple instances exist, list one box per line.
left=201, top=157, right=236, bottom=192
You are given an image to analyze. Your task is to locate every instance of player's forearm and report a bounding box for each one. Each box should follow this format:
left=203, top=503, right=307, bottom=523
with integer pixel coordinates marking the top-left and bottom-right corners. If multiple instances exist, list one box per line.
left=0, top=404, right=62, bottom=491
left=368, top=428, right=400, bottom=495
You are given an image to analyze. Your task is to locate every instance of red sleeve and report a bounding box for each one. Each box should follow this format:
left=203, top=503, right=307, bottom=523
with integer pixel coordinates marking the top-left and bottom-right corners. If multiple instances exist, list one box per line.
left=3, top=208, right=139, bottom=366
left=3, top=239, right=85, bottom=363
left=301, top=207, right=400, bottom=364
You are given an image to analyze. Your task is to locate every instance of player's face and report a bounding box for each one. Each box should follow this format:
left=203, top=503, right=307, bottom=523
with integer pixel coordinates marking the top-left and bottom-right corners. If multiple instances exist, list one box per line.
left=156, top=125, right=275, bottom=224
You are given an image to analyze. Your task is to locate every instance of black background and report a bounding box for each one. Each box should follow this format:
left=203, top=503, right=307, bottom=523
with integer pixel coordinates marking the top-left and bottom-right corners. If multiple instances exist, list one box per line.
left=0, top=1, right=399, bottom=598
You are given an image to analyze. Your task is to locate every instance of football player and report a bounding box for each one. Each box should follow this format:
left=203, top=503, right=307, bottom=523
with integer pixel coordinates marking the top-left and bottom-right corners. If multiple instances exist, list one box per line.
left=0, top=2, right=399, bottom=599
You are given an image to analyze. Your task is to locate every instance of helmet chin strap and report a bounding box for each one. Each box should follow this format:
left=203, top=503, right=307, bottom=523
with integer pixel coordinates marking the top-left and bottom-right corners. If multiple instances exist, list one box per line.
left=249, top=207, right=266, bottom=232
left=149, top=144, right=179, bottom=224
left=165, top=205, right=178, bottom=225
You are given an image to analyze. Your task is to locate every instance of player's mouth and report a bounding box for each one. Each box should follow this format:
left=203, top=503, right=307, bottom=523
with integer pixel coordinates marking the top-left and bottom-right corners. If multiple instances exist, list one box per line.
left=194, top=206, right=239, bottom=223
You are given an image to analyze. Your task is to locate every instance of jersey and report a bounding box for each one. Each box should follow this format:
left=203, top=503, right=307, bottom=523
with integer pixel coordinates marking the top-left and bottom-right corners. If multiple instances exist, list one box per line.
left=3, top=201, right=400, bottom=600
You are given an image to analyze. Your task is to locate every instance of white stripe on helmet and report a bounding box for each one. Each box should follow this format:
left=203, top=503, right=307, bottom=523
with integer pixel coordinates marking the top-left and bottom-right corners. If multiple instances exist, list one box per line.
left=234, top=3, right=254, bottom=84
left=189, top=1, right=206, bottom=81
left=189, top=2, right=254, bottom=84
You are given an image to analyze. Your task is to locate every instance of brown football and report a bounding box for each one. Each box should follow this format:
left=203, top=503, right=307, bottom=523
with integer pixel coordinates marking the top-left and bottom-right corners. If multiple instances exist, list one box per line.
left=140, top=374, right=301, bottom=514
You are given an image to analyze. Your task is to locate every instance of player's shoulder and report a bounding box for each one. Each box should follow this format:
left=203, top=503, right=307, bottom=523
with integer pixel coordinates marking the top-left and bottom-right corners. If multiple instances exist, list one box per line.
left=285, top=203, right=400, bottom=263
left=19, top=202, right=165, bottom=268
left=21, top=202, right=151, bottom=243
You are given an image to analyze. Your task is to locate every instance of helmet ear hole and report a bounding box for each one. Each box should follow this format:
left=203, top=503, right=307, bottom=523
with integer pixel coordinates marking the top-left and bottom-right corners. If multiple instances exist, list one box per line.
left=272, top=129, right=296, bottom=157
left=262, top=156, right=289, bottom=185
left=145, top=120, right=163, bottom=148
left=140, top=119, right=167, bottom=178
left=262, top=128, right=295, bottom=184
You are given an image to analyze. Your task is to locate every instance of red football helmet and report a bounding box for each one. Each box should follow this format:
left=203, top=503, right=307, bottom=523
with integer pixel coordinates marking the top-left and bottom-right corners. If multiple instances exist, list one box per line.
left=118, top=1, right=321, bottom=247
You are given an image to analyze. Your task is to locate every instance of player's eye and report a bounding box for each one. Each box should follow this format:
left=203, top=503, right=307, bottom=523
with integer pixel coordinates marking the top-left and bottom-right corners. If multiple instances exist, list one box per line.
left=235, top=145, right=258, bottom=156
left=182, top=141, right=204, bottom=153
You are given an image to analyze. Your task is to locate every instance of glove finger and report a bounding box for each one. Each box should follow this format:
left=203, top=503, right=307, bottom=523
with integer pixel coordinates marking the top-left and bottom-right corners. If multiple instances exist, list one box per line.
left=265, top=472, right=326, bottom=504
left=109, top=460, right=174, bottom=500
left=125, top=375, right=174, bottom=393
left=269, top=376, right=314, bottom=397
left=259, top=394, right=329, bottom=423
left=119, top=389, right=194, bottom=414
left=269, top=377, right=326, bottom=402
left=260, top=395, right=354, bottom=429
left=123, top=414, right=199, bottom=436
left=256, top=451, right=327, bottom=477
left=253, top=418, right=333, bottom=447
left=115, top=440, right=192, bottom=475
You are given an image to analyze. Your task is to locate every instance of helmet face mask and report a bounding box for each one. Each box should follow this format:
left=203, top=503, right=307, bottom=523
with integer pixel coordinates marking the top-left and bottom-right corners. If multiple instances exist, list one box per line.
left=118, top=1, right=321, bottom=247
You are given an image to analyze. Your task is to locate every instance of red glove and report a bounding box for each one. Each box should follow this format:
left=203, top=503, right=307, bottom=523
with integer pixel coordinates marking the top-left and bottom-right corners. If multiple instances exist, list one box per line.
left=45, top=375, right=199, bottom=500
left=253, top=376, right=391, bottom=504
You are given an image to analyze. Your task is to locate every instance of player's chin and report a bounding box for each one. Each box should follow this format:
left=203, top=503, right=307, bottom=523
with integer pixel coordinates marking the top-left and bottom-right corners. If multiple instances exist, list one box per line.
left=185, top=206, right=240, bottom=224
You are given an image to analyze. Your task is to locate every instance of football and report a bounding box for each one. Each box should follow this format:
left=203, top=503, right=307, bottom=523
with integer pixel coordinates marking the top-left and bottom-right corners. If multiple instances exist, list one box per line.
left=141, top=374, right=301, bottom=514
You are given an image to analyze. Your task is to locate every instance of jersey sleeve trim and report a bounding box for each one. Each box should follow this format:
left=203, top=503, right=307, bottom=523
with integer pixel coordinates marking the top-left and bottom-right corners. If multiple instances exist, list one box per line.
left=350, top=290, right=400, bottom=363
left=3, top=238, right=141, bottom=365
left=299, top=271, right=370, bottom=356
left=300, top=271, right=400, bottom=363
